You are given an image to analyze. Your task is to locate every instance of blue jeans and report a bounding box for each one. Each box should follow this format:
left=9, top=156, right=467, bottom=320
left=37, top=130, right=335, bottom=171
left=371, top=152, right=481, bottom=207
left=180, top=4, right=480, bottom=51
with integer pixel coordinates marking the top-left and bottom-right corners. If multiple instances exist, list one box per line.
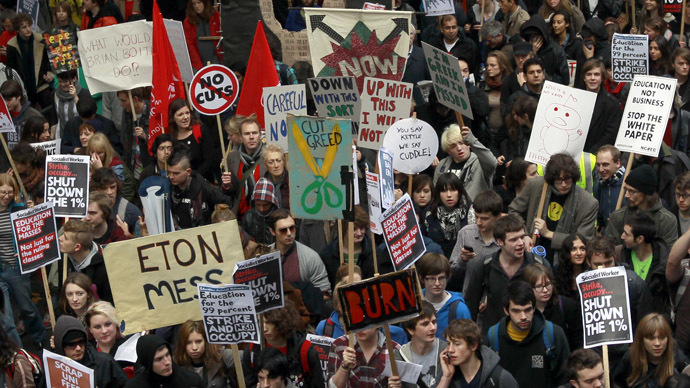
left=0, top=266, right=46, bottom=346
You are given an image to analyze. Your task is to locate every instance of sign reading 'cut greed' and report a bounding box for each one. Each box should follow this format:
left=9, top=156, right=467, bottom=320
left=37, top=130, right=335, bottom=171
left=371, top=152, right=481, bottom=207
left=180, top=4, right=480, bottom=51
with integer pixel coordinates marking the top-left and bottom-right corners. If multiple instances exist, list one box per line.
left=190, top=64, right=239, bottom=115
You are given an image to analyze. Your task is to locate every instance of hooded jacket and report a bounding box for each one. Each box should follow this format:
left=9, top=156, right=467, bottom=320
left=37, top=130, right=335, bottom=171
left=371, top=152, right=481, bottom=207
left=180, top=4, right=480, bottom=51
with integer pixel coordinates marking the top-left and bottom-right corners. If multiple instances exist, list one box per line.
left=520, top=15, right=569, bottom=85
left=394, top=339, right=449, bottom=388
left=618, top=237, right=672, bottom=317
left=447, top=346, right=519, bottom=388
left=54, top=316, right=129, bottom=388
left=126, top=334, right=204, bottom=388
left=422, top=289, right=471, bottom=339
left=171, top=171, right=233, bottom=229
left=241, top=177, right=279, bottom=244
left=606, top=198, right=679, bottom=248
left=575, top=18, right=611, bottom=89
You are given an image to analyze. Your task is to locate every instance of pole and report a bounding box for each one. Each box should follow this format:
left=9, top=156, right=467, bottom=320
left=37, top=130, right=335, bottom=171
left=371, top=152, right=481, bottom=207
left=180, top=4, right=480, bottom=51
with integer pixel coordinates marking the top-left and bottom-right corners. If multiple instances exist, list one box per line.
left=338, top=220, right=345, bottom=265
left=632, top=0, right=637, bottom=33
left=384, top=324, right=399, bottom=376
left=615, top=154, right=634, bottom=210
left=454, top=111, right=465, bottom=127
left=371, top=231, right=379, bottom=276
left=479, top=0, right=486, bottom=42
left=127, top=90, right=137, bottom=122
left=0, top=135, right=28, bottom=200
left=682, top=0, right=688, bottom=44
left=41, top=266, right=56, bottom=328
left=217, top=115, right=228, bottom=172
left=532, top=181, right=549, bottom=244
left=231, top=343, right=246, bottom=388
left=62, top=217, right=69, bottom=284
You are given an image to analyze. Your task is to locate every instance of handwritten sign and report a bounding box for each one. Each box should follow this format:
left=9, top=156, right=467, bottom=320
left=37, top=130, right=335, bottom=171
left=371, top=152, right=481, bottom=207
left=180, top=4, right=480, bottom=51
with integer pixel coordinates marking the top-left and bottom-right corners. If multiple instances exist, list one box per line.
left=611, top=34, right=648, bottom=82
left=308, top=76, right=361, bottom=135
left=422, top=42, right=473, bottom=119
left=11, top=202, right=60, bottom=274
left=382, top=118, right=438, bottom=174
left=78, top=21, right=152, bottom=94
left=44, top=155, right=89, bottom=218
left=614, top=75, right=677, bottom=157
left=358, top=77, right=413, bottom=150
left=44, top=29, right=80, bottom=73
left=577, top=267, right=633, bottom=348
left=198, top=284, right=260, bottom=344
left=380, top=193, right=426, bottom=270
left=378, top=147, right=395, bottom=209
left=423, top=0, right=455, bottom=16
left=43, top=349, right=94, bottom=388
left=262, top=84, right=308, bottom=149
left=232, top=251, right=284, bottom=313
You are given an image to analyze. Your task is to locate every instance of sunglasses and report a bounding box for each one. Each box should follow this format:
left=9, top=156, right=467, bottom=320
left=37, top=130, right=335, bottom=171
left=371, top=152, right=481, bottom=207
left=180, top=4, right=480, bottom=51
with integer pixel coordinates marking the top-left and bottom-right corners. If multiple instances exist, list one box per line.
left=277, top=225, right=296, bottom=235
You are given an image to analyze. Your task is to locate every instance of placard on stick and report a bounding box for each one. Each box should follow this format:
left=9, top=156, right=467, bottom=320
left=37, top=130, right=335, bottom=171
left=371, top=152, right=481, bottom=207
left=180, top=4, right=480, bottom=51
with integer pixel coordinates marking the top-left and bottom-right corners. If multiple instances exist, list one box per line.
left=382, top=118, right=439, bottom=174
left=262, top=84, right=308, bottom=149
left=423, top=0, right=456, bottom=15
left=358, top=77, right=413, bottom=150
left=44, top=155, right=90, bottom=218
left=43, top=349, right=94, bottom=388
left=0, top=95, right=15, bottom=133
left=232, top=251, right=284, bottom=313
left=611, top=34, right=648, bottom=82
left=380, top=193, right=426, bottom=271
left=308, top=76, right=361, bottom=136
left=44, top=28, right=80, bottom=73
left=163, top=18, right=194, bottom=83
left=421, top=42, right=473, bottom=119
left=614, top=75, right=677, bottom=157
left=198, top=283, right=260, bottom=344
left=338, top=267, right=423, bottom=333
left=30, top=140, right=60, bottom=156
left=306, top=334, right=335, bottom=385
left=378, top=147, right=395, bottom=210
left=366, top=171, right=383, bottom=234
left=577, top=267, right=633, bottom=348
left=11, top=202, right=61, bottom=274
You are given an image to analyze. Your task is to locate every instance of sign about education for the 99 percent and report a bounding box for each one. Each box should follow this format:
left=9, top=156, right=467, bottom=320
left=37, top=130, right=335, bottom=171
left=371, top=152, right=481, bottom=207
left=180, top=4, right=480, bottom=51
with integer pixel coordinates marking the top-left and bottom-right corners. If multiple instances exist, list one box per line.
left=614, top=76, right=677, bottom=157
left=576, top=266, right=633, bottom=348
left=338, top=267, right=423, bottom=333
left=357, top=77, right=413, bottom=150
left=380, top=193, right=426, bottom=271
left=102, top=221, right=245, bottom=334
left=44, top=155, right=90, bottom=218
left=198, top=283, right=260, bottom=345
left=11, top=202, right=61, bottom=274
left=262, top=84, right=307, bottom=149
left=421, top=42, right=473, bottom=119
left=611, top=34, right=648, bottom=82
left=232, top=251, right=284, bottom=313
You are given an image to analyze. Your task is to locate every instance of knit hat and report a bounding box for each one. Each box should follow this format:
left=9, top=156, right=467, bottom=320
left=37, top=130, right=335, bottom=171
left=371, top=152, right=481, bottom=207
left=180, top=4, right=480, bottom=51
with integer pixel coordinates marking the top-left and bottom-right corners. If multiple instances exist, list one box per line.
left=513, top=41, right=532, bottom=56
left=625, top=165, right=657, bottom=195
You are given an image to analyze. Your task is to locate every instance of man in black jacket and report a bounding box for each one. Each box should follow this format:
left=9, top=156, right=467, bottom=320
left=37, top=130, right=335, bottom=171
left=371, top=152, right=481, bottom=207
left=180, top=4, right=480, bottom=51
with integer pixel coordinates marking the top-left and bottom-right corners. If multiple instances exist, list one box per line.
left=430, top=14, right=480, bottom=81
left=575, top=18, right=611, bottom=90
left=579, top=59, right=622, bottom=153
left=126, top=334, right=203, bottom=388
left=519, top=15, right=569, bottom=85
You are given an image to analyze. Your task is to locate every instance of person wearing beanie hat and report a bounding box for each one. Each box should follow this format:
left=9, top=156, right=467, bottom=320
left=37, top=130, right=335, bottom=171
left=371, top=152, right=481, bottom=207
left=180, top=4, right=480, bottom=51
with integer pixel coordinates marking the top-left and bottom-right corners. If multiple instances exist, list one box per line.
left=125, top=334, right=203, bottom=388
left=53, top=315, right=128, bottom=388
left=606, top=165, right=679, bottom=247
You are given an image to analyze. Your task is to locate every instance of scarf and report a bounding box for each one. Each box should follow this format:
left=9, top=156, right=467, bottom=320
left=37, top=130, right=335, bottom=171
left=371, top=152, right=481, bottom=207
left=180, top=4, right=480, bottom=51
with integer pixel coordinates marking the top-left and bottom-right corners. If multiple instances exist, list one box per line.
left=22, top=167, right=43, bottom=195
left=239, top=142, right=263, bottom=169
left=54, top=81, right=82, bottom=129
left=435, top=205, right=468, bottom=240
left=598, top=165, right=625, bottom=186
left=486, top=76, right=502, bottom=90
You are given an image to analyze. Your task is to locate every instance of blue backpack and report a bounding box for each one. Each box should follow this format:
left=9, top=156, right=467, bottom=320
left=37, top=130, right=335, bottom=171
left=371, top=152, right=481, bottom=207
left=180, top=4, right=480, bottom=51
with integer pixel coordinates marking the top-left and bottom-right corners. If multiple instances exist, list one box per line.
left=487, top=320, right=556, bottom=361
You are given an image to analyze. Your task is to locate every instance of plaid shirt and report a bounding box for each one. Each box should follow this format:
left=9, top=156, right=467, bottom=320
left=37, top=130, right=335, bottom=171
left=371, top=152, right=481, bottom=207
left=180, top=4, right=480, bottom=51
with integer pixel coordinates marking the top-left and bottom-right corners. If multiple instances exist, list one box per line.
left=327, top=331, right=400, bottom=388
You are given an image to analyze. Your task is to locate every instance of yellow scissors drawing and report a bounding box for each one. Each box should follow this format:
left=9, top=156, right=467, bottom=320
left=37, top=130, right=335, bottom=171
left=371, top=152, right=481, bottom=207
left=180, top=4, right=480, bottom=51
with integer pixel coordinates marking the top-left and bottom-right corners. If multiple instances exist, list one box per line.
left=292, top=121, right=344, bottom=214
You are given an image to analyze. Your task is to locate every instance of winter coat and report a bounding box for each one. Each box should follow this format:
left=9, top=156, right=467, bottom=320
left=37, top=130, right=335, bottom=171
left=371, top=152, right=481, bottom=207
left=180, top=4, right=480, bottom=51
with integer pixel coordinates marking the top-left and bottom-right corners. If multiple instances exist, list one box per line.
left=520, top=15, right=569, bottom=85
left=241, top=177, right=278, bottom=244
left=434, top=132, right=497, bottom=201
left=575, top=18, right=611, bottom=89
left=319, top=233, right=375, bottom=288
left=449, top=346, right=519, bottom=388
left=171, top=171, right=233, bottom=229
left=584, top=88, right=622, bottom=153
left=126, top=335, right=204, bottom=388
left=81, top=5, right=118, bottom=30
left=606, top=198, right=679, bottom=248
left=6, top=33, right=52, bottom=102
left=183, top=11, right=222, bottom=71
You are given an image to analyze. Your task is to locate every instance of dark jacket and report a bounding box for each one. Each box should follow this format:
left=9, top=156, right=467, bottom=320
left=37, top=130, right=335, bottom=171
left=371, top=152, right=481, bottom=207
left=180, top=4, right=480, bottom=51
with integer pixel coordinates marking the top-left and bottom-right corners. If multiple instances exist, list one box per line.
left=423, top=204, right=471, bottom=258
left=429, top=30, right=481, bottom=81
left=320, top=233, right=375, bottom=289
left=6, top=32, right=52, bottom=102
left=402, top=45, right=431, bottom=106
left=447, top=345, right=519, bottom=388
left=613, top=344, right=690, bottom=388
left=543, top=295, right=584, bottom=350
left=631, top=147, right=690, bottom=216
left=593, top=171, right=625, bottom=229
left=619, top=237, right=672, bottom=318
left=120, top=100, right=153, bottom=173
left=584, top=88, right=622, bottom=153
left=559, top=33, right=584, bottom=61
left=127, top=335, right=204, bottom=388
left=580, top=0, right=623, bottom=20
left=670, top=107, right=690, bottom=155
left=520, top=15, right=569, bottom=85
left=606, top=199, right=679, bottom=253
left=0, top=102, right=42, bottom=172
left=64, top=242, right=113, bottom=304
left=81, top=4, right=119, bottom=30
left=575, top=18, right=611, bottom=89
left=54, top=315, right=129, bottom=388
left=241, top=177, right=278, bottom=244
left=171, top=171, right=233, bottom=229
left=61, top=114, right=124, bottom=155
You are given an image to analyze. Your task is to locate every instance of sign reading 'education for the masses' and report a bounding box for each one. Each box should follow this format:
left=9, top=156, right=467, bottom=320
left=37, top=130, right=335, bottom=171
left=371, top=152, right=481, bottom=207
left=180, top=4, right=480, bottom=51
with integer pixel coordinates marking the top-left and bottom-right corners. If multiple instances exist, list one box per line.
left=11, top=202, right=61, bottom=274
left=380, top=194, right=426, bottom=271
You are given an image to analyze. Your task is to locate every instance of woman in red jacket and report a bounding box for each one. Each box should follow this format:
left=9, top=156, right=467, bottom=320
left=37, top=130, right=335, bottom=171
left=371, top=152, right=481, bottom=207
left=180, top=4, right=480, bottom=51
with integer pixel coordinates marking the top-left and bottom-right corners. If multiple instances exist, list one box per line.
left=183, top=0, right=222, bottom=71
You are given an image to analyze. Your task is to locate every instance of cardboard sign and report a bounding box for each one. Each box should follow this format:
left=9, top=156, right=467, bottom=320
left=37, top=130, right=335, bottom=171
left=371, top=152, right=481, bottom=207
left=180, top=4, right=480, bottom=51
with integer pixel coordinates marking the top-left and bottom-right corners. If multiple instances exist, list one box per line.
left=44, top=28, right=80, bottom=73
left=611, top=34, right=648, bottom=82
left=378, top=147, right=395, bottom=210
left=525, top=81, right=596, bottom=166
left=338, top=267, right=423, bottom=332
left=615, top=75, right=677, bottom=157
left=567, top=60, right=577, bottom=87
left=30, top=140, right=60, bottom=156
left=366, top=171, right=383, bottom=234
left=78, top=21, right=153, bottom=94
left=308, top=76, right=361, bottom=136
left=262, top=84, right=308, bottom=149
left=163, top=18, right=194, bottom=83
left=198, top=283, right=260, bottom=344
left=421, top=42, right=473, bottom=119
left=665, top=0, right=682, bottom=14
left=44, top=155, right=90, bottom=218
left=577, top=267, right=633, bottom=348
left=102, top=221, right=245, bottom=334
left=189, top=64, right=240, bottom=115
left=232, top=251, right=284, bottom=313
left=358, top=77, right=413, bottom=150
left=11, top=202, right=61, bottom=274
left=306, top=334, right=335, bottom=384
left=17, top=0, right=39, bottom=31
left=287, top=114, right=353, bottom=220
left=0, top=96, right=14, bottom=133
left=363, top=2, right=386, bottom=9
left=423, top=0, right=456, bottom=16
left=43, top=349, right=94, bottom=388
left=380, top=194, right=426, bottom=271
left=382, top=118, right=438, bottom=174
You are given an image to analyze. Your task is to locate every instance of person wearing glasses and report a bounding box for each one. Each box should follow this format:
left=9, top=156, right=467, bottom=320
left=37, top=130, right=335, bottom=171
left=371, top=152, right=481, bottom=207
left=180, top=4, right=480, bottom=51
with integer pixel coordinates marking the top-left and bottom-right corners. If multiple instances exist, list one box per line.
left=268, top=209, right=331, bottom=298
left=606, top=164, right=678, bottom=248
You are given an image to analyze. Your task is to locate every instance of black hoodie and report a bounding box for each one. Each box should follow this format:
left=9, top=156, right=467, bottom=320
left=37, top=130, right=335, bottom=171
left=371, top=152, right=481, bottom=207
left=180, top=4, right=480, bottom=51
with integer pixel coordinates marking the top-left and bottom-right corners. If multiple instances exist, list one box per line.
left=126, top=335, right=204, bottom=388
left=575, top=18, right=611, bottom=89
left=519, top=15, right=569, bottom=86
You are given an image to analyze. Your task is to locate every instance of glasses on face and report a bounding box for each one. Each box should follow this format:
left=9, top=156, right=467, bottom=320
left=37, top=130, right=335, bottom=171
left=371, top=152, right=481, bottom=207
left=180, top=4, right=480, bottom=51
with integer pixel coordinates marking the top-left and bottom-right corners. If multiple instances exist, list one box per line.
left=424, top=275, right=447, bottom=284
left=278, top=225, right=296, bottom=235
left=533, top=282, right=553, bottom=291
left=676, top=192, right=690, bottom=200
left=625, top=187, right=640, bottom=196
left=554, top=177, right=573, bottom=185
left=0, top=191, right=13, bottom=197
left=64, top=339, right=86, bottom=349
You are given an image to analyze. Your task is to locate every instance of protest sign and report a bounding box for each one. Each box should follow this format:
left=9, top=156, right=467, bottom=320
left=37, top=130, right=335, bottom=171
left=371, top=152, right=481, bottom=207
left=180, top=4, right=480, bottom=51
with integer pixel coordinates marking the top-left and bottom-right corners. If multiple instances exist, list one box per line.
left=384, top=359, right=423, bottom=383
left=611, top=34, right=648, bottom=82
left=30, top=140, right=60, bottom=156
left=11, top=202, right=60, bottom=274
left=0, top=96, right=14, bottom=133
left=308, top=76, right=361, bottom=135
left=665, top=0, right=682, bottom=14
left=288, top=114, right=353, bottom=220
left=358, top=77, right=413, bottom=150
left=163, top=18, right=194, bottom=83
left=423, top=0, right=455, bottom=16
left=198, top=283, right=260, bottom=344
left=306, top=334, right=335, bottom=385
left=262, top=84, right=308, bottom=149
left=258, top=0, right=312, bottom=66
left=43, top=349, right=94, bottom=388
left=232, top=251, right=284, bottom=313
left=382, top=118, right=438, bottom=174
left=189, top=64, right=240, bottom=116
left=422, top=42, right=473, bottom=119
left=338, top=267, right=423, bottom=332
left=17, top=0, right=39, bottom=31
left=378, top=147, right=395, bottom=209
left=567, top=60, right=577, bottom=87
left=102, top=221, right=245, bottom=334
left=380, top=193, right=426, bottom=270
left=45, top=155, right=89, bottom=218
left=304, top=8, right=411, bottom=93
left=78, top=21, right=153, bottom=94
left=577, top=266, right=633, bottom=348
left=615, top=75, right=677, bottom=157
left=44, top=29, right=80, bottom=73
left=525, top=81, right=595, bottom=166
left=366, top=171, right=383, bottom=234
left=364, top=2, right=386, bottom=9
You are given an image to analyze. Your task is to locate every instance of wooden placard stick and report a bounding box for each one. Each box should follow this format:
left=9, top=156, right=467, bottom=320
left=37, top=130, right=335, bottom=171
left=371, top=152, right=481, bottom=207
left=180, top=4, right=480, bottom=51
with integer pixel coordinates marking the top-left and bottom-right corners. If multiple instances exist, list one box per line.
left=632, top=0, right=637, bottom=32
left=384, top=324, right=399, bottom=376
left=531, top=181, right=549, bottom=244
left=0, top=135, right=28, bottom=200
left=217, top=114, right=228, bottom=172
left=41, top=266, right=56, bottom=328
left=615, top=154, right=634, bottom=210
left=127, top=89, right=137, bottom=123
left=454, top=111, right=466, bottom=128
left=231, top=343, right=246, bottom=388
left=338, top=220, right=345, bottom=265
left=682, top=0, right=688, bottom=44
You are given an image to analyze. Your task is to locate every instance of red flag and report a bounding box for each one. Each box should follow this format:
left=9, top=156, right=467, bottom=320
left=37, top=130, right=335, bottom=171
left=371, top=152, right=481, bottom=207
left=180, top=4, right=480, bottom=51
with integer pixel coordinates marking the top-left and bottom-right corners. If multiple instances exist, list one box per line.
left=148, top=0, right=185, bottom=155
left=236, top=22, right=280, bottom=128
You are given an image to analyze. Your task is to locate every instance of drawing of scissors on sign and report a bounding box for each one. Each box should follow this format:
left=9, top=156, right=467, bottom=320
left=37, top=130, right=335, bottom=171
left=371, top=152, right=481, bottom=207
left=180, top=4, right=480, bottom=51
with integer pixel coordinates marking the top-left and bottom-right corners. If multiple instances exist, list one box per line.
left=292, top=121, right=344, bottom=214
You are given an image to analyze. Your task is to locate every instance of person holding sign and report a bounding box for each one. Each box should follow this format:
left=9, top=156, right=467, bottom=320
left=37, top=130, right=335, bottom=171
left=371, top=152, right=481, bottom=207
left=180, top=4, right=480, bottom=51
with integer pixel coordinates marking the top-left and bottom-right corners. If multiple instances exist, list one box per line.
left=225, top=113, right=266, bottom=217
left=126, top=334, right=204, bottom=388
left=430, top=15, right=481, bottom=79
left=116, top=87, right=152, bottom=181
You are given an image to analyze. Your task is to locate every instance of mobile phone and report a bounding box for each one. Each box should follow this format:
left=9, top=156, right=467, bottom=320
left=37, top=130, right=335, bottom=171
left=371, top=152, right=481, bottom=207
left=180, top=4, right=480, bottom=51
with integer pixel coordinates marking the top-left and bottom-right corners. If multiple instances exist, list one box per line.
left=584, top=40, right=594, bottom=50
left=463, top=245, right=474, bottom=252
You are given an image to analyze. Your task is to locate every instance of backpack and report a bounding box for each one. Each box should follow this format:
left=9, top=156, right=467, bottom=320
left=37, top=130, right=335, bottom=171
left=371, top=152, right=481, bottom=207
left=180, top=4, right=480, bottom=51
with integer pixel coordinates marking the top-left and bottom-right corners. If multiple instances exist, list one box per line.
left=248, top=340, right=314, bottom=379
left=487, top=320, right=556, bottom=361
left=322, top=317, right=337, bottom=338
left=5, top=349, right=45, bottom=388
left=448, top=299, right=462, bottom=323
left=483, top=364, right=505, bottom=388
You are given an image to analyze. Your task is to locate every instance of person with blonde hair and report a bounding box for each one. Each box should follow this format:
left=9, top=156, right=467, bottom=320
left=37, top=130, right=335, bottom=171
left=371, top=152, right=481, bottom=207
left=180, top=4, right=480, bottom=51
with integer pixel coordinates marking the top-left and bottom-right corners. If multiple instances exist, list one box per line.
left=84, top=301, right=123, bottom=356
left=87, top=132, right=124, bottom=181
left=174, top=320, right=235, bottom=388
left=261, top=143, right=289, bottom=210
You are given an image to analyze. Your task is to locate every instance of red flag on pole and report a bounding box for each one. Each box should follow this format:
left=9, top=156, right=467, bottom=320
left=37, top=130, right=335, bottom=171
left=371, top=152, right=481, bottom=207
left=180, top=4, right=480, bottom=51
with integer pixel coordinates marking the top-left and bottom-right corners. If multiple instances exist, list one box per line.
left=236, top=21, right=280, bottom=128
left=148, top=0, right=185, bottom=155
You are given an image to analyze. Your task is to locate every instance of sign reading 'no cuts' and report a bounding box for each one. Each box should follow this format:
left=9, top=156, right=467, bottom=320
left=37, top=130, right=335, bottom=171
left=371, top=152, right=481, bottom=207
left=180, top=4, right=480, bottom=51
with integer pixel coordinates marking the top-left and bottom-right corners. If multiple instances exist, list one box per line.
left=190, top=64, right=240, bottom=115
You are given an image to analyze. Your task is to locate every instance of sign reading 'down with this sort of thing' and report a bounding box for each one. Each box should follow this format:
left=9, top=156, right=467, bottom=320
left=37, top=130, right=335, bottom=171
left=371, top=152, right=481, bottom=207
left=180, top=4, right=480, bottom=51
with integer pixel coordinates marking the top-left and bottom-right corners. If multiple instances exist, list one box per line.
left=308, top=76, right=361, bottom=136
